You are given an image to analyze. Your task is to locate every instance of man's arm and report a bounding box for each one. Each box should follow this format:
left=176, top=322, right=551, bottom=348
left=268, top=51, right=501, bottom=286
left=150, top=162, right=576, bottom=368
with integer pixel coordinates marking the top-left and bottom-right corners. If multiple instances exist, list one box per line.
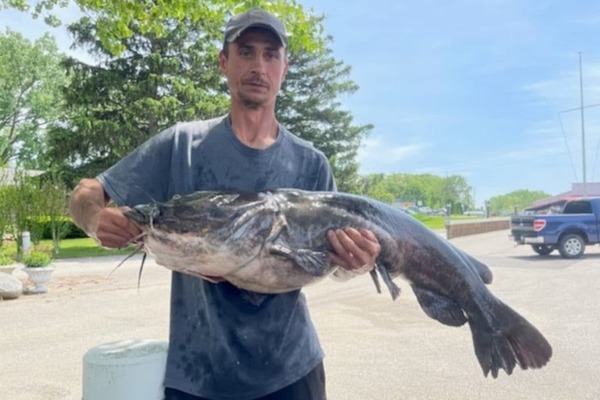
left=69, top=178, right=140, bottom=249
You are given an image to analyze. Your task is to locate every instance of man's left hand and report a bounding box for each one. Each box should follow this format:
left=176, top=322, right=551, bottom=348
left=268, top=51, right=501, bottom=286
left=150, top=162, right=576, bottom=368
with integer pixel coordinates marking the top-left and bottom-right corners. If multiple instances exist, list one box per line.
left=327, top=228, right=381, bottom=275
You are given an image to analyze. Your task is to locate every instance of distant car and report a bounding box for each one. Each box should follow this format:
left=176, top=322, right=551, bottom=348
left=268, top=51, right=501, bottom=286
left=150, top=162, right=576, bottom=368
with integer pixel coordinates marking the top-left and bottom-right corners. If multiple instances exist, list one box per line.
left=399, top=207, right=418, bottom=216
left=418, top=206, right=432, bottom=214
left=464, top=210, right=485, bottom=217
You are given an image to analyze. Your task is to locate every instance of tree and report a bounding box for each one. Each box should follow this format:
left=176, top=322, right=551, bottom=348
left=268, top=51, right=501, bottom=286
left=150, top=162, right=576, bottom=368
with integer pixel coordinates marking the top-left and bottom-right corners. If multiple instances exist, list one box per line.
left=278, top=37, right=373, bottom=192
left=2, top=0, right=324, bottom=55
left=47, top=15, right=229, bottom=180
left=355, top=173, right=386, bottom=196
left=0, top=168, right=69, bottom=254
left=40, top=175, right=71, bottom=255
left=441, top=175, right=473, bottom=213
left=362, top=172, right=473, bottom=210
left=0, top=29, right=66, bottom=168
left=488, top=189, right=550, bottom=214
left=47, top=6, right=371, bottom=189
left=1, top=170, right=43, bottom=252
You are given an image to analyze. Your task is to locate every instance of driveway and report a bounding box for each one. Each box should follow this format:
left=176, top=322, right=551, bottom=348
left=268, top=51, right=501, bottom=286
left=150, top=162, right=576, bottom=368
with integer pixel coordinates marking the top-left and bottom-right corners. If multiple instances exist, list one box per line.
left=1, top=230, right=598, bottom=399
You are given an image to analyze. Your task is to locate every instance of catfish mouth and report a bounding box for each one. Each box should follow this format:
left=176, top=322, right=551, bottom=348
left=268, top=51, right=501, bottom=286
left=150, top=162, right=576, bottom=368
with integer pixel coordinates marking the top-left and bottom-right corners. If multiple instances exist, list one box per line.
left=125, top=204, right=160, bottom=229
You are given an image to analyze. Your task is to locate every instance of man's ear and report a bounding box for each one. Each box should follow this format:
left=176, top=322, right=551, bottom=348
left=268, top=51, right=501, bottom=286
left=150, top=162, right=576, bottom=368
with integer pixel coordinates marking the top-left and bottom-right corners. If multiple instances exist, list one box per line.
left=219, top=51, right=227, bottom=75
left=281, top=57, right=290, bottom=81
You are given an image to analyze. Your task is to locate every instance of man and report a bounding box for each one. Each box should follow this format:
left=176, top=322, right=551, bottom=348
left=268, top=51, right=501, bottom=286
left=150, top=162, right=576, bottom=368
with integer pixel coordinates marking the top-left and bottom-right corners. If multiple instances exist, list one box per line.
left=69, top=9, right=380, bottom=400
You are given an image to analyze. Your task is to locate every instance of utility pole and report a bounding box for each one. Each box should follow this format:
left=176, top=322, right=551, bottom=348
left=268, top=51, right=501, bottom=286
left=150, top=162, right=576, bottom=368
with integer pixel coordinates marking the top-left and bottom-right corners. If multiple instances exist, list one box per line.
left=579, top=52, right=587, bottom=198
left=560, top=53, right=594, bottom=198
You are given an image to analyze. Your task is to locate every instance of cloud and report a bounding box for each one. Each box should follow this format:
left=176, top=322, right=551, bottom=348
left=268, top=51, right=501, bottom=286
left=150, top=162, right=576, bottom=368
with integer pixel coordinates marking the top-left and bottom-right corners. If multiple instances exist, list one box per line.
left=357, top=136, right=429, bottom=173
left=522, top=62, right=600, bottom=107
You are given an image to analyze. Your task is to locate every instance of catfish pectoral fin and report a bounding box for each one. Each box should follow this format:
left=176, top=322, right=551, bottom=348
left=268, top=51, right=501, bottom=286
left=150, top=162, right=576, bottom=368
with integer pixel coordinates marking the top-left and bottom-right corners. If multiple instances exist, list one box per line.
left=376, top=264, right=401, bottom=300
left=369, top=268, right=382, bottom=294
left=269, top=243, right=330, bottom=276
left=469, top=302, right=552, bottom=378
left=411, top=286, right=467, bottom=326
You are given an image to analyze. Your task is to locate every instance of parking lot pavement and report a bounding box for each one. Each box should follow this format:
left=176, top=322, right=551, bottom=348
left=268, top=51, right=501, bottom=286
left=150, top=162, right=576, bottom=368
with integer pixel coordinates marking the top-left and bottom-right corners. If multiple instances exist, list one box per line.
left=1, top=229, right=599, bottom=400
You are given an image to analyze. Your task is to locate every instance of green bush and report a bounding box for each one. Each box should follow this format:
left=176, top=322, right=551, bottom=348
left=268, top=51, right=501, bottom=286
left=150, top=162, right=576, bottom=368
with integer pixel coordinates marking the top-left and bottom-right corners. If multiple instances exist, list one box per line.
left=25, top=216, right=87, bottom=240
left=0, top=254, right=16, bottom=265
left=22, top=250, right=52, bottom=268
left=62, top=221, right=88, bottom=239
left=0, top=245, right=17, bottom=258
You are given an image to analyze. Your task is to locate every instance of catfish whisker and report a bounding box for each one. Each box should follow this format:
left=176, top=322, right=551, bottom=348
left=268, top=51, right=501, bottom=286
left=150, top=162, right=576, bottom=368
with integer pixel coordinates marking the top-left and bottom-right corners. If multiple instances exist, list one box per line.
left=130, top=231, right=148, bottom=244
left=107, top=241, right=145, bottom=280
left=137, top=253, right=147, bottom=292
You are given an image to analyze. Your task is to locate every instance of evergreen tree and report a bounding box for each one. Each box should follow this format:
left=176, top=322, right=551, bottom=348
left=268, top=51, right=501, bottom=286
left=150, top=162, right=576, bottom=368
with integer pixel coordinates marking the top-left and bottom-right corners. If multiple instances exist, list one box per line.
left=47, top=16, right=228, bottom=182
left=47, top=13, right=371, bottom=189
left=278, top=38, right=373, bottom=192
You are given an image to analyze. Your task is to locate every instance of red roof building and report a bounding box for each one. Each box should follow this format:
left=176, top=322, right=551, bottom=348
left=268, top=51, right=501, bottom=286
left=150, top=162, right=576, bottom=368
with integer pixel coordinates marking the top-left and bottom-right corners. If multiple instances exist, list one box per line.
left=525, top=182, right=600, bottom=212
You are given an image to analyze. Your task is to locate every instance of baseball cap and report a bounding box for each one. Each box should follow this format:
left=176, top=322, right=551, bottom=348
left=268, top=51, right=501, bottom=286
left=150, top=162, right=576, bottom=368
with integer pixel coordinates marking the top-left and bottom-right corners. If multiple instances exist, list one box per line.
left=223, top=9, right=288, bottom=48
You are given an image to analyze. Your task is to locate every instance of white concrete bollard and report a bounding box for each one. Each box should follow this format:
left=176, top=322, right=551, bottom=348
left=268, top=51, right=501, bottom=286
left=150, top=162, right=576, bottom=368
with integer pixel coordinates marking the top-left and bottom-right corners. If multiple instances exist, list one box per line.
left=22, top=231, right=31, bottom=252
left=82, top=339, right=168, bottom=400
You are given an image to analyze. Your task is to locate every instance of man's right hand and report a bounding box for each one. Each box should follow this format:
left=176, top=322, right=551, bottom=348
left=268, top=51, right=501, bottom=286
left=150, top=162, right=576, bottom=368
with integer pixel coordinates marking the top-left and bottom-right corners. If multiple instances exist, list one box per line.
left=69, top=178, right=141, bottom=249
left=90, top=207, right=142, bottom=249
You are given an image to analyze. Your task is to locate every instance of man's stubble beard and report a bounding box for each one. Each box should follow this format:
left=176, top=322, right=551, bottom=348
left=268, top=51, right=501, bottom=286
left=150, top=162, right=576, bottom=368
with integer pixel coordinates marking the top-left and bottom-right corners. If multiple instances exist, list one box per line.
left=238, top=91, right=270, bottom=110
left=240, top=96, right=264, bottom=110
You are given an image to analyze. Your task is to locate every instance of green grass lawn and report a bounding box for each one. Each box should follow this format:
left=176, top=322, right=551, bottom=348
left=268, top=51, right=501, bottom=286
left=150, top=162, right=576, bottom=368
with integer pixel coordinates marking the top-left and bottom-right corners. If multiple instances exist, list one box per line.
left=414, top=215, right=446, bottom=230
left=47, top=238, right=136, bottom=259
left=1, top=238, right=134, bottom=260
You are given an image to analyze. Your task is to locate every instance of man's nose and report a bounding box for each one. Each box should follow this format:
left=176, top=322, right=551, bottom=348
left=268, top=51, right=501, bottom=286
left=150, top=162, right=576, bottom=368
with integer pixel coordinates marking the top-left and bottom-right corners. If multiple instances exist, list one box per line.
left=249, top=55, right=267, bottom=73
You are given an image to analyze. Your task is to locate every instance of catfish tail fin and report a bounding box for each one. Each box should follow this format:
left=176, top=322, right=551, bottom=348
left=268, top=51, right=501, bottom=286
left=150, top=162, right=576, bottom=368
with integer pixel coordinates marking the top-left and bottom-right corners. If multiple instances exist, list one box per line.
left=469, top=301, right=552, bottom=378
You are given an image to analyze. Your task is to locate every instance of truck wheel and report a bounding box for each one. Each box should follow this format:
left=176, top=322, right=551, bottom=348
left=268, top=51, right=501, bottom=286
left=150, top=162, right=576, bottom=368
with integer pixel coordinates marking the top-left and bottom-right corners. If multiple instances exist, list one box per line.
left=531, top=244, right=555, bottom=256
left=558, top=234, right=585, bottom=259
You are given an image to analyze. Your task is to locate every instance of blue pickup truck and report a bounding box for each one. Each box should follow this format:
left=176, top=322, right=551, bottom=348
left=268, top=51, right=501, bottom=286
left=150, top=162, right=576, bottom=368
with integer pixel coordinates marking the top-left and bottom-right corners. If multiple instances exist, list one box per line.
left=510, top=197, right=600, bottom=258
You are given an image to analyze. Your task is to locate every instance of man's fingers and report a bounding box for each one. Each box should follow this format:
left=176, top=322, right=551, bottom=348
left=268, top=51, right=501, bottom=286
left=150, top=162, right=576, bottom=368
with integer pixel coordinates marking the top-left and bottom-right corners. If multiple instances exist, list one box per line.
left=336, top=228, right=363, bottom=256
left=328, top=228, right=373, bottom=271
left=359, top=228, right=378, bottom=242
left=94, top=208, right=141, bottom=248
left=327, top=227, right=381, bottom=275
left=113, top=207, right=141, bottom=238
left=341, top=228, right=380, bottom=261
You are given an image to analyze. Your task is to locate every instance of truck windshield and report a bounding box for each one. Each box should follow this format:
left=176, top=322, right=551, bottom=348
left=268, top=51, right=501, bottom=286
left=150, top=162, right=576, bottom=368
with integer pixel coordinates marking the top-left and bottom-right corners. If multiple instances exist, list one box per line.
left=562, top=201, right=592, bottom=214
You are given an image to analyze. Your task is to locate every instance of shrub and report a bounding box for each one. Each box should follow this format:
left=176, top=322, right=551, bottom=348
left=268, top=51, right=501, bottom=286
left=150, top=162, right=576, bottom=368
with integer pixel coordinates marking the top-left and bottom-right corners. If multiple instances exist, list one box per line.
left=0, top=254, right=16, bottom=266
left=31, top=216, right=87, bottom=240
left=22, top=250, right=52, bottom=268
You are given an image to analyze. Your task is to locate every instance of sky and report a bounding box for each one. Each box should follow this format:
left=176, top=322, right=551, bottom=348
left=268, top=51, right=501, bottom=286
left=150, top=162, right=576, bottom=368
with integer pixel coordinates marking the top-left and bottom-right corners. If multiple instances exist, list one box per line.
left=3, top=1, right=600, bottom=205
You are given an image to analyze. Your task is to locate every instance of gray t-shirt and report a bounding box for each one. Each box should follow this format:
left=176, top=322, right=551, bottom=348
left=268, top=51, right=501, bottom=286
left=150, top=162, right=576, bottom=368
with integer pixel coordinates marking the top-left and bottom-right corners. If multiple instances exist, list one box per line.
left=97, top=115, right=336, bottom=399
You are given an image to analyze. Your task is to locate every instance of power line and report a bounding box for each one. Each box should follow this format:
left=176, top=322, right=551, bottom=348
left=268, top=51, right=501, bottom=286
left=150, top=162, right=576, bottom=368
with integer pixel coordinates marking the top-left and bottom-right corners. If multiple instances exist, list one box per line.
left=557, top=111, right=580, bottom=182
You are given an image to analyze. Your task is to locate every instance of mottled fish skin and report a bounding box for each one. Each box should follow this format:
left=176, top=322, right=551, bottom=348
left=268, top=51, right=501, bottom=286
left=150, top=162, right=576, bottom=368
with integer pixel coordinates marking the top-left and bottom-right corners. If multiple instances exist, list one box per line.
left=124, top=189, right=552, bottom=378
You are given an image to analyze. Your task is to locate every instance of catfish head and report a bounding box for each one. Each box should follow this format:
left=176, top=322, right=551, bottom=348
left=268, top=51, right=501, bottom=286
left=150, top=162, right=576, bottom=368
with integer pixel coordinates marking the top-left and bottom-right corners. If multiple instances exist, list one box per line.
left=124, top=191, right=280, bottom=279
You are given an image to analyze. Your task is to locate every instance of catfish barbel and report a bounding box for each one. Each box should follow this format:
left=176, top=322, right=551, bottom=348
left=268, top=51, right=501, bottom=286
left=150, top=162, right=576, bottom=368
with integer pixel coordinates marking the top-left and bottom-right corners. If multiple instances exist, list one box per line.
left=124, top=189, right=552, bottom=378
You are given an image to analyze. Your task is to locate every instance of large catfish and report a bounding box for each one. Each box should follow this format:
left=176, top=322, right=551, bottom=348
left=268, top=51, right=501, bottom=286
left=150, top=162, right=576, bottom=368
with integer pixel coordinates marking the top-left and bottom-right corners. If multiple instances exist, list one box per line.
left=124, top=189, right=552, bottom=378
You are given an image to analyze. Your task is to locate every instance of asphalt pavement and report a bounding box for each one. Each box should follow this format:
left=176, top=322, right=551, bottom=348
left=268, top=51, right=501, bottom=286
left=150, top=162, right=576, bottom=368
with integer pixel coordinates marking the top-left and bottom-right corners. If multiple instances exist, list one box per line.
left=1, top=229, right=599, bottom=400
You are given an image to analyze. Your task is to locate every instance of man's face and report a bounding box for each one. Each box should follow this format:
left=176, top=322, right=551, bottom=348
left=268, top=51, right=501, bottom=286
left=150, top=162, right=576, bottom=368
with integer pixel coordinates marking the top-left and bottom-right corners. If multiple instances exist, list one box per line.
left=219, top=28, right=289, bottom=109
